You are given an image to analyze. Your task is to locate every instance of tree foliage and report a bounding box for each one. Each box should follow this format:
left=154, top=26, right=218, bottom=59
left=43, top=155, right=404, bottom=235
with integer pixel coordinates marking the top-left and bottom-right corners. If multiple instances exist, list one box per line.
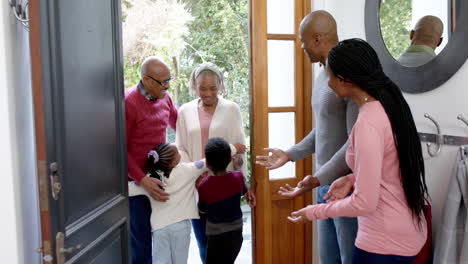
left=122, top=0, right=193, bottom=90
left=380, top=0, right=412, bottom=58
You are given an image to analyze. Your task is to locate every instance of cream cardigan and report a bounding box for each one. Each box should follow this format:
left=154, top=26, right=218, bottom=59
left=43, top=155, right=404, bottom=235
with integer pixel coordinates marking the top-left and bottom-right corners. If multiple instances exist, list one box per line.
left=175, top=97, right=248, bottom=185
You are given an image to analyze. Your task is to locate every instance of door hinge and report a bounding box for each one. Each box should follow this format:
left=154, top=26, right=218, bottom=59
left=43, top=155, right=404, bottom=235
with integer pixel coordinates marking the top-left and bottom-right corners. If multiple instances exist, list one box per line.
left=38, top=240, right=53, bottom=263
left=56, top=232, right=82, bottom=264
left=49, top=162, right=61, bottom=200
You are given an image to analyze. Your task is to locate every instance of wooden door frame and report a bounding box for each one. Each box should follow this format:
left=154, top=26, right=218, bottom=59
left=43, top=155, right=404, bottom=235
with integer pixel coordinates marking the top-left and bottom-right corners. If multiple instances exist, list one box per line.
left=250, top=0, right=313, bottom=263
left=29, top=0, right=54, bottom=262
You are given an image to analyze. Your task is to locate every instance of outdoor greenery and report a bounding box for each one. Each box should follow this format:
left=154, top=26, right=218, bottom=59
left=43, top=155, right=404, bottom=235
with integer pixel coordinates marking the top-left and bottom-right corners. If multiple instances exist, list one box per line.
left=380, top=0, right=412, bottom=58
left=122, top=0, right=251, bottom=184
left=122, top=0, right=193, bottom=91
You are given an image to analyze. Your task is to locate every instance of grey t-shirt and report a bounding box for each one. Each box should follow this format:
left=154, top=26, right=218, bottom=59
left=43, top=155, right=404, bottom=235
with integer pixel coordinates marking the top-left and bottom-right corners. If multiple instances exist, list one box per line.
left=286, top=69, right=359, bottom=185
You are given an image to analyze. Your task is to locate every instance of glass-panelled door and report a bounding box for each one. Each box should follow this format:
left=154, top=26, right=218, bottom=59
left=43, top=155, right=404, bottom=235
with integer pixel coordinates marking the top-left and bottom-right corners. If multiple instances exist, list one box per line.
left=251, top=0, right=313, bottom=263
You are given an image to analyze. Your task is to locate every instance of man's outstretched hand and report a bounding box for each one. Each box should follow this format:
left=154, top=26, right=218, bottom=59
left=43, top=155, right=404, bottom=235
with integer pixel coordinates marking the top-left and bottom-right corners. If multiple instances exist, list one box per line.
left=255, top=148, right=290, bottom=170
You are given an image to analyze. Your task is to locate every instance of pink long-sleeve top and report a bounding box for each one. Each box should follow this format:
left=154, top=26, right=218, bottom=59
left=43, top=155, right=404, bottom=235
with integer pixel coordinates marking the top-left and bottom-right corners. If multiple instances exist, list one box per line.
left=125, top=85, right=178, bottom=183
left=304, top=101, right=427, bottom=256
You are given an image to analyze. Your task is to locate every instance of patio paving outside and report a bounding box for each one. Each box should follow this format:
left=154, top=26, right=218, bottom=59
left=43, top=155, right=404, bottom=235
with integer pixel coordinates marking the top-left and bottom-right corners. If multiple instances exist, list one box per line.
left=188, top=205, right=252, bottom=264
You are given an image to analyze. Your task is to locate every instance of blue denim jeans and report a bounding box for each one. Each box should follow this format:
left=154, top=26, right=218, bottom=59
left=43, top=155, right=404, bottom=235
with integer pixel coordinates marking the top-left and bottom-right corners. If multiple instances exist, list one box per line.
left=352, top=246, right=416, bottom=264
left=153, top=220, right=192, bottom=264
left=192, top=215, right=207, bottom=263
left=317, top=185, right=358, bottom=264
left=129, top=195, right=152, bottom=264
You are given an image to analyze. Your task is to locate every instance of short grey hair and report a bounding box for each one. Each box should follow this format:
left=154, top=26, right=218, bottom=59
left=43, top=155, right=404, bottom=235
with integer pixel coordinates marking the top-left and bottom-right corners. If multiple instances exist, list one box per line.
left=189, top=62, right=226, bottom=97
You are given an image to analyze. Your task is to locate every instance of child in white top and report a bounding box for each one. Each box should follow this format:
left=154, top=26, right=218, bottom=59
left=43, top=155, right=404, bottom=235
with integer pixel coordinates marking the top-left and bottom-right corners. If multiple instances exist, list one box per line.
left=128, top=142, right=243, bottom=264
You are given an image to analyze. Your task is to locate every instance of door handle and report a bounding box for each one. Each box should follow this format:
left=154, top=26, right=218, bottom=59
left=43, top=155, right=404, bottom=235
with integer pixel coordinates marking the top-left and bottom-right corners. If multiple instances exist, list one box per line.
left=60, top=244, right=82, bottom=254
left=56, top=232, right=83, bottom=264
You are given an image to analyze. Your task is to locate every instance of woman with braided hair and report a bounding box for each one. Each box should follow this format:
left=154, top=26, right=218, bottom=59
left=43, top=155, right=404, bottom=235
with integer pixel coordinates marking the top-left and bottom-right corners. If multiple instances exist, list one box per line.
left=288, top=38, right=428, bottom=263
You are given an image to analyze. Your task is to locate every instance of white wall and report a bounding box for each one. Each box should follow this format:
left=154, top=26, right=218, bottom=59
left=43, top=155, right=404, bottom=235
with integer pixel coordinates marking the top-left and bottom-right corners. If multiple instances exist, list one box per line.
left=0, top=3, right=20, bottom=259
left=0, top=2, right=41, bottom=264
left=312, top=0, right=468, bottom=261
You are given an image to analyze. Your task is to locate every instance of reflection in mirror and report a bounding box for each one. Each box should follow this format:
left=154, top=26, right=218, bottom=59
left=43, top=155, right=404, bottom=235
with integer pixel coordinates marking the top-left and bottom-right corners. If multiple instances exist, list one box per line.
left=380, top=0, right=459, bottom=67
left=396, top=15, right=443, bottom=67
left=365, top=0, right=468, bottom=93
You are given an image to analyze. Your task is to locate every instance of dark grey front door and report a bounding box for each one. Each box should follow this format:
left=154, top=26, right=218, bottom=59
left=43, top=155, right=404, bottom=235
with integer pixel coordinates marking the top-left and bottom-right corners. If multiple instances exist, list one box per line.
left=36, top=0, right=129, bottom=263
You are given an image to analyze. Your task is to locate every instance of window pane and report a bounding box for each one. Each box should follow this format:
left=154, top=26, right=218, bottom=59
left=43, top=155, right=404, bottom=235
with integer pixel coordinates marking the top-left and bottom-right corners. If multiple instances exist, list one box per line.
left=268, top=112, right=295, bottom=179
left=268, top=40, right=295, bottom=107
left=267, top=0, right=294, bottom=34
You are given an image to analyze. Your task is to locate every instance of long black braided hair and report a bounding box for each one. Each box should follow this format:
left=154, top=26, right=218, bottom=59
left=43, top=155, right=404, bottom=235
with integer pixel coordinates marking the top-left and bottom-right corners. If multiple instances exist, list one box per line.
left=327, top=38, right=428, bottom=227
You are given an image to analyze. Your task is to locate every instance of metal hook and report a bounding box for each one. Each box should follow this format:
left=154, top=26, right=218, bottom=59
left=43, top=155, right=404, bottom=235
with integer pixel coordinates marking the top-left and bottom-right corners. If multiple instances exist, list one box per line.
left=458, top=114, right=468, bottom=127
left=8, top=0, right=29, bottom=31
left=424, top=113, right=442, bottom=157
left=461, top=145, right=468, bottom=159
left=459, top=115, right=468, bottom=159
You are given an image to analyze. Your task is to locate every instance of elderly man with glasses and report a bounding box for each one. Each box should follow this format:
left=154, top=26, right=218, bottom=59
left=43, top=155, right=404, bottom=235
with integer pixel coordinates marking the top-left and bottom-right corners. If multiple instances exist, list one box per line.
left=125, top=56, right=178, bottom=264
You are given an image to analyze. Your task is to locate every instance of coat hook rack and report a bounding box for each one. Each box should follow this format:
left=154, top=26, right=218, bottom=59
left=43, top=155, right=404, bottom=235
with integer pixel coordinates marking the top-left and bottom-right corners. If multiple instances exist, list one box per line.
left=418, top=114, right=468, bottom=156
left=423, top=113, right=442, bottom=157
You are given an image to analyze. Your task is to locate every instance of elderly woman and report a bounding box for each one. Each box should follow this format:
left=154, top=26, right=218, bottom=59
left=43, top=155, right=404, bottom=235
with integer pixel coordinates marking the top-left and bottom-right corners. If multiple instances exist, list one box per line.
left=175, top=62, right=255, bottom=263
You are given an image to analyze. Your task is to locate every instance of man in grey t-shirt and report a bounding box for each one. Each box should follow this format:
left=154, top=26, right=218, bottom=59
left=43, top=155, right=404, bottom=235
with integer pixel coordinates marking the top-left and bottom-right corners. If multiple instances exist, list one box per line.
left=256, top=10, right=358, bottom=264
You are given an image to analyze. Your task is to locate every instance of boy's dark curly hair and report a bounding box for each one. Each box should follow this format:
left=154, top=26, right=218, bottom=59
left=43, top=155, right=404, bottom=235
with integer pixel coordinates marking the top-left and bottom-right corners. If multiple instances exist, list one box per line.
left=205, top=137, right=231, bottom=173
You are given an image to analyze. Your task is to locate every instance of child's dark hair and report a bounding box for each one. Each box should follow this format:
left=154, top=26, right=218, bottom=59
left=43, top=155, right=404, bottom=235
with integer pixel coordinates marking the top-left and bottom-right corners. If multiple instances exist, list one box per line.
left=327, top=38, right=428, bottom=227
left=205, top=137, right=231, bottom=172
left=146, top=143, right=176, bottom=178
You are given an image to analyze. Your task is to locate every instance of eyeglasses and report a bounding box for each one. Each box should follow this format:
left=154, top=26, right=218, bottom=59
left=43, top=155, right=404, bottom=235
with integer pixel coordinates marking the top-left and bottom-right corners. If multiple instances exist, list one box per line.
left=144, top=75, right=172, bottom=87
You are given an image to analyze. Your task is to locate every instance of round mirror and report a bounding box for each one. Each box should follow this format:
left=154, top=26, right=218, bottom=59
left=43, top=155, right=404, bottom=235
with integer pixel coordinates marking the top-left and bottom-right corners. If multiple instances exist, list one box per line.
left=365, top=0, right=468, bottom=93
